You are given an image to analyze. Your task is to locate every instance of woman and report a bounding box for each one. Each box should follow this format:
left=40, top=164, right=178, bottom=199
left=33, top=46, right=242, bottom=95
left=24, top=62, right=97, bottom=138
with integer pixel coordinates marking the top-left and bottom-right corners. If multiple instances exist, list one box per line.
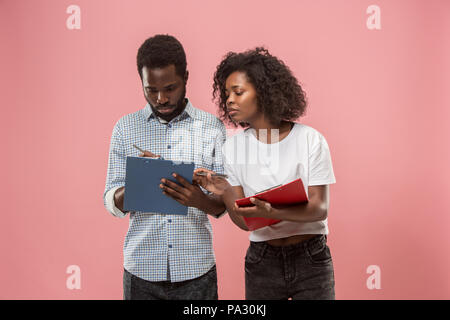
left=194, top=47, right=336, bottom=300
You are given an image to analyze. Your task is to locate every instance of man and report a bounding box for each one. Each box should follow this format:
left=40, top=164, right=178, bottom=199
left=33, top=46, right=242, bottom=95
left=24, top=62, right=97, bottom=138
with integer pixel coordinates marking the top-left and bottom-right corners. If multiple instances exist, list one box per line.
left=103, top=34, right=226, bottom=300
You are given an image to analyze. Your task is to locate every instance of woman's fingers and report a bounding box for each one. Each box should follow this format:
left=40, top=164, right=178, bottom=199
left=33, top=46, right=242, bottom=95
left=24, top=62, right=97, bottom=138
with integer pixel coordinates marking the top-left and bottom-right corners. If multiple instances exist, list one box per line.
left=250, top=197, right=272, bottom=212
left=193, top=168, right=215, bottom=187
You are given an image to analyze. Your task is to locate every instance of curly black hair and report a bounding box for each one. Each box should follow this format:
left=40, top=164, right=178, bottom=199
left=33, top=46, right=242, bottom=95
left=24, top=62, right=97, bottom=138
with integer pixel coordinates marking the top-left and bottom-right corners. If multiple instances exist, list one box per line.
left=213, top=47, right=307, bottom=127
left=137, top=34, right=187, bottom=79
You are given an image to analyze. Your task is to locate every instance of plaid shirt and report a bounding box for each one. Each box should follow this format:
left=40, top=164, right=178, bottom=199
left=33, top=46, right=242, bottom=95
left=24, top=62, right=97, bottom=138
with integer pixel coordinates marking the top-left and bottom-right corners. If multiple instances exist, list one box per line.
left=103, top=99, right=226, bottom=282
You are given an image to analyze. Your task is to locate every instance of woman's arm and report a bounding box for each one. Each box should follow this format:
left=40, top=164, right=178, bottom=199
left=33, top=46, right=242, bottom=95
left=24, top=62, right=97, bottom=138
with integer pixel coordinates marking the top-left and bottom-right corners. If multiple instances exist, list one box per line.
left=193, top=168, right=249, bottom=231
left=221, top=186, right=249, bottom=231
left=235, top=185, right=329, bottom=223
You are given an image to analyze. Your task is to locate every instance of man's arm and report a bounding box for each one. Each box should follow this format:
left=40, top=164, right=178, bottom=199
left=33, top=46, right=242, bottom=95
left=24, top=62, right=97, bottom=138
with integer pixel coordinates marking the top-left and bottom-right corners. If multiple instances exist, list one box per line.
left=160, top=173, right=226, bottom=217
left=198, top=193, right=227, bottom=218
left=104, top=186, right=128, bottom=218
left=103, top=121, right=129, bottom=217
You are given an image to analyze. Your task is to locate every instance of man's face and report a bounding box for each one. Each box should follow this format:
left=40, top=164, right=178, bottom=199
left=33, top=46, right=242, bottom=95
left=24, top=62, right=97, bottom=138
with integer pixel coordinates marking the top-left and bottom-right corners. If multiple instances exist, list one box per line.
left=141, top=65, right=188, bottom=122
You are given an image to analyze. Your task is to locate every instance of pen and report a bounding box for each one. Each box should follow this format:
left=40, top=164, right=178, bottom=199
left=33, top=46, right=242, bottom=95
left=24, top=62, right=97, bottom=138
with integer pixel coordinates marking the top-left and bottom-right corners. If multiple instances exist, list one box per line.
left=195, top=172, right=228, bottom=179
left=133, top=144, right=164, bottom=160
left=133, top=144, right=146, bottom=154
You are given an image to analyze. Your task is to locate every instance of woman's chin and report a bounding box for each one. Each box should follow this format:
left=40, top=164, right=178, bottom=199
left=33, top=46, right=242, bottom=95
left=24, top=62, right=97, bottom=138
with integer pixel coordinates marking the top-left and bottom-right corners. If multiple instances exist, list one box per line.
left=230, top=114, right=243, bottom=122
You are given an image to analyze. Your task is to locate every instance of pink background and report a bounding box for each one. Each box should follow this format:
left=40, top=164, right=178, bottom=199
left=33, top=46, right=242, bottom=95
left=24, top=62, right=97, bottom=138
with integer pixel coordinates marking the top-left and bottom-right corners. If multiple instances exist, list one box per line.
left=1, top=0, right=449, bottom=299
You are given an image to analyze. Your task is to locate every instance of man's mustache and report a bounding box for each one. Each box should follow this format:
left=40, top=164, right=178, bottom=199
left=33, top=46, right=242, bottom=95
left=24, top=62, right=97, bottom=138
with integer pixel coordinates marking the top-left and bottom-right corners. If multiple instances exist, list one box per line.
left=155, top=104, right=176, bottom=108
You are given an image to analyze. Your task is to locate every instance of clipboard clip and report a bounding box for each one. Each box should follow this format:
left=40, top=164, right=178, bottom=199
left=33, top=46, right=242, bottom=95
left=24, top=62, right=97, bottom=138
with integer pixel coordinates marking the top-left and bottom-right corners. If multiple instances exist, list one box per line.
left=255, top=184, right=282, bottom=195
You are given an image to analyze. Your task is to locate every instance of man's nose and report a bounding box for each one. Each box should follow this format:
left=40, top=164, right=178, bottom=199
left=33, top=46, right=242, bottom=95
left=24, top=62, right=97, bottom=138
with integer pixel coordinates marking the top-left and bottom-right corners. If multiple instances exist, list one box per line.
left=157, top=92, right=169, bottom=105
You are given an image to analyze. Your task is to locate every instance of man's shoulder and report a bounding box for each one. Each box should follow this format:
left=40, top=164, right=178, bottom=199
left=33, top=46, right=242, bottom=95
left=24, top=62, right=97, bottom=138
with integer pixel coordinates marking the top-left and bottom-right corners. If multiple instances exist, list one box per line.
left=191, top=105, right=224, bottom=128
left=114, top=108, right=147, bottom=128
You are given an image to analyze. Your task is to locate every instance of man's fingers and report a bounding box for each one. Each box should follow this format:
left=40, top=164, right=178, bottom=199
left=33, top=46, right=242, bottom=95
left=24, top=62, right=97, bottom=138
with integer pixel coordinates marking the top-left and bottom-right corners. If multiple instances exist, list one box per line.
left=139, top=151, right=161, bottom=158
left=160, top=183, right=186, bottom=203
left=161, top=178, right=184, bottom=194
left=144, top=151, right=159, bottom=157
left=172, top=173, right=192, bottom=188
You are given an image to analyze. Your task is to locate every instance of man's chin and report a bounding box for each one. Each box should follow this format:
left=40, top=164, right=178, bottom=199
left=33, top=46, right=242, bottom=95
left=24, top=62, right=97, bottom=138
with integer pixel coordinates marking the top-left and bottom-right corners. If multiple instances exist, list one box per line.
left=156, top=107, right=176, bottom=115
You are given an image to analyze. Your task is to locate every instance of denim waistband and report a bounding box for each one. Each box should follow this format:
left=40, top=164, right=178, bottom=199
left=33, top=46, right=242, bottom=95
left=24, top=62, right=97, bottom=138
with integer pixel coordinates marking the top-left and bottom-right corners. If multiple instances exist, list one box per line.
left=249, top=234, right=328, bottom=257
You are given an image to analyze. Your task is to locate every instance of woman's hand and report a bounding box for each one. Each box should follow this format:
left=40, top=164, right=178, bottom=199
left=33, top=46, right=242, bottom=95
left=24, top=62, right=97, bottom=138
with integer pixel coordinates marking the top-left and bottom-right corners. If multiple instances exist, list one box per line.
left=234, top=197, right=274, bottom=218
left=193, top=168, right=231, bottom=195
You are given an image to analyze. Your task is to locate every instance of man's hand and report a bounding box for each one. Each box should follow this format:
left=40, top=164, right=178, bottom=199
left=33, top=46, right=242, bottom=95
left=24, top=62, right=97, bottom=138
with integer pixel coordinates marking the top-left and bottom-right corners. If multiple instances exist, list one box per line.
left=139, top=150, right=161, bottom=158
left=160, top=173, right=210, bottom=211
left=113, top=186, right=126, bottom=212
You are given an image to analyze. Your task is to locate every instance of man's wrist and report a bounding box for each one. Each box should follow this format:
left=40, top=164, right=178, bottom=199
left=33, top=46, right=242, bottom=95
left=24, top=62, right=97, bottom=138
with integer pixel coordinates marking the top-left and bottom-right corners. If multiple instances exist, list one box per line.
left=199, top=193, right=226, bottom=216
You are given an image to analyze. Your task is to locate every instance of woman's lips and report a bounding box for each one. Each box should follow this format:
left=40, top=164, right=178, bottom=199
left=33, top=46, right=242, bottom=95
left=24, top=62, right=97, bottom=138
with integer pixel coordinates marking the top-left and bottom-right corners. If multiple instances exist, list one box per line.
left=228, top=109, right=239, bottom=116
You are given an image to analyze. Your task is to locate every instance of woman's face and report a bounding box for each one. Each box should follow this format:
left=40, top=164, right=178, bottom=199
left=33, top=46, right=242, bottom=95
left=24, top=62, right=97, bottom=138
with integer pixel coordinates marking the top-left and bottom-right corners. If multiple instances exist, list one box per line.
left=225, top=71, right=259, bottom=124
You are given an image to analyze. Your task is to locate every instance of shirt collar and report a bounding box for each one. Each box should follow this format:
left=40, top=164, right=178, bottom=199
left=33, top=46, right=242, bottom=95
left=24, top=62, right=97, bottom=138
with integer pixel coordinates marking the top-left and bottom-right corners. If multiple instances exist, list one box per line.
left=143, top=98, right=197, bottom=123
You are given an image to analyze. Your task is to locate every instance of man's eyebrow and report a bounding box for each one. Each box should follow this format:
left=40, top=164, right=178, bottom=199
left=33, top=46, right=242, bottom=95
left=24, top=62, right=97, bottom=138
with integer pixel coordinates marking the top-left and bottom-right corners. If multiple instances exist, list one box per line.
left=145, top=83, right=177, bottom=89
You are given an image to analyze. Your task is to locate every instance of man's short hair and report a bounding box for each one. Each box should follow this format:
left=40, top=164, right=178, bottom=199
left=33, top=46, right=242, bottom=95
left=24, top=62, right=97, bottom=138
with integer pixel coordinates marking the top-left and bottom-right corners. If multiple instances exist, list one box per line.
left=137, top=34, right=187, bottom=79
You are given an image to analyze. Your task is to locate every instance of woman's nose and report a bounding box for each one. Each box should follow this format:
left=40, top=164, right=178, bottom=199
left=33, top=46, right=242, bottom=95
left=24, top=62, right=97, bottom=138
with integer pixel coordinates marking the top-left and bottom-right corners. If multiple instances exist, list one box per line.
left=226, top=96, right=234, bottom=107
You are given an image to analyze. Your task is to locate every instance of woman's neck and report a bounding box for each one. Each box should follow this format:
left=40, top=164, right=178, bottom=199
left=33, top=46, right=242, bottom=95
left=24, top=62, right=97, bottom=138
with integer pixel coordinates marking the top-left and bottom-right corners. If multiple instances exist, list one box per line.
left=249, top=117, right=293, bottom=144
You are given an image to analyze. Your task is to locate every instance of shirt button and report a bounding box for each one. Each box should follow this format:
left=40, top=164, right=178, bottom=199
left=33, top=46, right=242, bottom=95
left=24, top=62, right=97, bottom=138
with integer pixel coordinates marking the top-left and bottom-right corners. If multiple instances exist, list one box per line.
left=167, top=145, right=171, bottom=149
left=168, top=245, right=172, bottom=248
left=167, top=124, right=172, bottom=128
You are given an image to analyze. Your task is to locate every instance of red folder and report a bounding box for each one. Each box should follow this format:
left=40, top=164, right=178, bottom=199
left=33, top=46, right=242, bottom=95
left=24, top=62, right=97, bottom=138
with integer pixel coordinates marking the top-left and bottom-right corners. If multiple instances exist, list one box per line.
left=235, top=178, right=308, bottom=231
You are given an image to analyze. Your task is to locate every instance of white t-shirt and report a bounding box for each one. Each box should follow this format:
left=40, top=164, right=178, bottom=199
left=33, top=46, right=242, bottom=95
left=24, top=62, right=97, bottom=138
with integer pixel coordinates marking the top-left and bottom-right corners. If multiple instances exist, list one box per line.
left=223, top=123, right=336, bottom=242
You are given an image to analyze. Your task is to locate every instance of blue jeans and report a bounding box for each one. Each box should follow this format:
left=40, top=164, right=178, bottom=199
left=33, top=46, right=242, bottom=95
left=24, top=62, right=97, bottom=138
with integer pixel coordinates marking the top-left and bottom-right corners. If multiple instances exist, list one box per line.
left=123, top=265, right=218, bottom=300
left=245, top=235, right=335, bottom=300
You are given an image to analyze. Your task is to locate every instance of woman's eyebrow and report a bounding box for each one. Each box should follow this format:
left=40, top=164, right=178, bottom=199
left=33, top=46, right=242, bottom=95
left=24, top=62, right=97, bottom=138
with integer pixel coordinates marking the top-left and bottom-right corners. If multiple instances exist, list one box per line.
left=225, top=85, right=243, bottom=91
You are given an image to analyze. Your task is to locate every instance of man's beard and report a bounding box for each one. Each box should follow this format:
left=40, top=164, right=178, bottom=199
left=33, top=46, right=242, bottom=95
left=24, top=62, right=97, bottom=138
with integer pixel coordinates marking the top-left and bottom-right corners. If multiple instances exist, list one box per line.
left=149, top=88, right=186, bottom=121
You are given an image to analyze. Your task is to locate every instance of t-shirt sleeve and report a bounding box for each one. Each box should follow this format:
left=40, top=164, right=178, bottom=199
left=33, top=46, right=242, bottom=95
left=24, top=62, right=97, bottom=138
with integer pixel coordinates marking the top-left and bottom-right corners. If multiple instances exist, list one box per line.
left=308, top=133, right=336, bottom=186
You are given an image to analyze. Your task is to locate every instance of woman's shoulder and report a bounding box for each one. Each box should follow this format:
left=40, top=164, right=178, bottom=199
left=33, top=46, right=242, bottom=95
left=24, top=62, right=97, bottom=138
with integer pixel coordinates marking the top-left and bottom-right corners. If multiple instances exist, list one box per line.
left=292, top=123, right=330, bottom=147
left=293, top=122, right=316, bottom=133
left=293, top=122, right=324, bottom=137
